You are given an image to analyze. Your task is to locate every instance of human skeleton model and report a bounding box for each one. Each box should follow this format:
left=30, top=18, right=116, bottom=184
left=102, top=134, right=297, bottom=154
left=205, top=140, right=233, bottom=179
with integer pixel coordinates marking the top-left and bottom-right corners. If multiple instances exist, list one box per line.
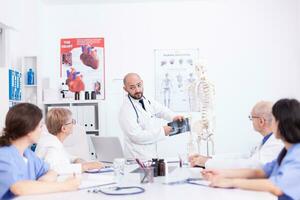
left=188, top=64, right=215, bottom=157
left=161, top=73, right=172, bottom=108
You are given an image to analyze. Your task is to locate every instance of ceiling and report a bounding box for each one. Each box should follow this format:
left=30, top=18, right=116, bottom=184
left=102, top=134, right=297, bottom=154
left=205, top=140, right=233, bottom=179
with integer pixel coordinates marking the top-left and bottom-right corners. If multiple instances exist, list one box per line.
left=41, top=0, right=203, bottom=5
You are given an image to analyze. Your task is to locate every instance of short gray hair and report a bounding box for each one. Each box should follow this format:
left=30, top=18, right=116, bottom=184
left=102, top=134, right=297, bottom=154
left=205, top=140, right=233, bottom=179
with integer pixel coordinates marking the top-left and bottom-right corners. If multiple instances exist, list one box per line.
left=253, top=101, right=273, bottom=124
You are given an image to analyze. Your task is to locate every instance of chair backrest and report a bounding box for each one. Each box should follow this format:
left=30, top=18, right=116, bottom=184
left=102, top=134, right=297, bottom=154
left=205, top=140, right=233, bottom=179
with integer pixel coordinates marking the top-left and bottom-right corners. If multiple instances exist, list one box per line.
left=63, top=125, right=91, bottom=161
left=90, top=136, right=124, bottom=163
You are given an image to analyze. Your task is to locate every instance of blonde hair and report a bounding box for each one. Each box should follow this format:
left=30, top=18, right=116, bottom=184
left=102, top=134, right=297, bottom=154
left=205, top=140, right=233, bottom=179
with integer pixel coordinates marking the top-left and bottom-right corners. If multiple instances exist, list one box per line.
left=46, top=108, right=72, bottom=135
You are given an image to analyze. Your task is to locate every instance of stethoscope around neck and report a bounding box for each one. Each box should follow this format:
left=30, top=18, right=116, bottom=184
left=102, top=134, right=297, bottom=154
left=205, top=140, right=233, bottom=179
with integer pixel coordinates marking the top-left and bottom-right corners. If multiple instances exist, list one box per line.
left=127, top=94, right=151, bottom=124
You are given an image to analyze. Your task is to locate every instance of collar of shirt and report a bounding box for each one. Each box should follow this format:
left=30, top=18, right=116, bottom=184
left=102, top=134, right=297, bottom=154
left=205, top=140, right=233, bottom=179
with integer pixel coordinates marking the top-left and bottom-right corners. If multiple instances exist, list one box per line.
left=10, top=144, right=32, bottom=158
left=261, top=132, right=273, bottom=146
left=41, top=132, right=64, bottom=149
left=8, top=145, right=32, bottom=170
left=130, top=97, right=148, bottom=109
left=286, top=143, right=300, bottom=156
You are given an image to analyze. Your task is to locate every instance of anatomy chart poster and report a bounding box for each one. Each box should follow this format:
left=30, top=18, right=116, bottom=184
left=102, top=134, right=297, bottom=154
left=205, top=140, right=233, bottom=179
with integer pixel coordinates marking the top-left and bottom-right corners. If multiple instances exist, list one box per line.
left=60, top=38, right=105, bottom=99
left=154, top=49, right=199, bottom=112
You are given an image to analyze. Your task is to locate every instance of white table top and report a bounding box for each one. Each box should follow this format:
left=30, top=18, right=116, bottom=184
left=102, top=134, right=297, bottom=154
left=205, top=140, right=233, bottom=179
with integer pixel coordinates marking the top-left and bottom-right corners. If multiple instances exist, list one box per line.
left=14, top=165, right=276, bottom=200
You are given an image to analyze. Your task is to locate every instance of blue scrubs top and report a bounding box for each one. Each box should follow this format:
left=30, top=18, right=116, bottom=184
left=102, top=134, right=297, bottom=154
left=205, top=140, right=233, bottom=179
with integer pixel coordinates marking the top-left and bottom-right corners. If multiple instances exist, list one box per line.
left=263, top=143, right=300, bottom=200
left=0, top=145, right=49, bottom=199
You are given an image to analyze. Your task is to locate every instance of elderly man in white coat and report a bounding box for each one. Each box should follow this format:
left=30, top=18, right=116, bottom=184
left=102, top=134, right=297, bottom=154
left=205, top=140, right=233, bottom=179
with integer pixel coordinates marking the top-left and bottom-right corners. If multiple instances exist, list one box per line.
left=189, top=101, right=283, bottom=169
left=119, top=73, right=184, bottom=159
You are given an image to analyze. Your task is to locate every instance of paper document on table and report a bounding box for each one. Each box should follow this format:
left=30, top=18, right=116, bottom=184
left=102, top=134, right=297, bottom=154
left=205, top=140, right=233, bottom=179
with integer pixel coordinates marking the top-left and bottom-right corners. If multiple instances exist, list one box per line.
left=79, top=174, right=115, bottom=189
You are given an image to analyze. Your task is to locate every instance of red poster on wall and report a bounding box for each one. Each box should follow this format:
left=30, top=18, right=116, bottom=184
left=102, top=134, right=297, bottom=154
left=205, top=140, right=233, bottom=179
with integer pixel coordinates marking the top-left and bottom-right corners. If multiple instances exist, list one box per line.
left=60, top=38, right=105, bottom=99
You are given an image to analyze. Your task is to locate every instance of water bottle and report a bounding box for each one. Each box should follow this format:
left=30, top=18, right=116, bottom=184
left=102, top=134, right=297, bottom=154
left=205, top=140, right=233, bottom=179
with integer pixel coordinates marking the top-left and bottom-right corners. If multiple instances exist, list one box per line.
left=113, top=158, right=125, bottom=185
left=27, top=68, right=34, bottom=85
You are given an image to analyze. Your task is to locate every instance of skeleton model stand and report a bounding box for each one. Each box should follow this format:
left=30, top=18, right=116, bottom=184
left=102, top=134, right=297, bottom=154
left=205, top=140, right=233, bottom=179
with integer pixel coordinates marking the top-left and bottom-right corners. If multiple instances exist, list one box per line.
left=188, top=63, right=215, bottom=157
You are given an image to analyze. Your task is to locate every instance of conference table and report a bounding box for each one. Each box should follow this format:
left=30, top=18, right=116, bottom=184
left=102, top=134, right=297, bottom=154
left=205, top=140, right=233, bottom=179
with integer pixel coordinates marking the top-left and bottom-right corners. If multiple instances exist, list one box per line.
left=15, top=163, right=276, bottom=200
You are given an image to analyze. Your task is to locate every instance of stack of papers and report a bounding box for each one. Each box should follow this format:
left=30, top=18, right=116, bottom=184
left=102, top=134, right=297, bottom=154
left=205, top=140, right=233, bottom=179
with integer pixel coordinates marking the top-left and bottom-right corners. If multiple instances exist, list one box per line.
left=57, top=173, right=115, bottom=190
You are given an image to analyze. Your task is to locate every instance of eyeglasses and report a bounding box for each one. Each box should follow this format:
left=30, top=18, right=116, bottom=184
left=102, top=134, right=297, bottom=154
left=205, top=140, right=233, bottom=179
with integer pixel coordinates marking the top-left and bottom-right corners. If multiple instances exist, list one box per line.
left=248, top=115, right=260, bottom=121
left=64, top=119, right=76, bottom=125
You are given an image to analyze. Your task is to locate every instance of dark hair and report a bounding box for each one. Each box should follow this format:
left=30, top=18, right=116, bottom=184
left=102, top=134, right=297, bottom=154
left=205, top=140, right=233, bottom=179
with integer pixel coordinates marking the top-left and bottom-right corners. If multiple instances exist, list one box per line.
left=272, top=98, right=300, bottom=144
left=0, top=103, right=43, bottom=146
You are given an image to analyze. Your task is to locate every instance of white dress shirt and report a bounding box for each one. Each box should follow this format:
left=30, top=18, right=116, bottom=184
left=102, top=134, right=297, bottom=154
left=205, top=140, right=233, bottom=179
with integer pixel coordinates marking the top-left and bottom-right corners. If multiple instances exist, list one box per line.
left=205, top=133, right=284, bottom=169
left=35, top=132, right=82, bottom=175
left=119, top=95, right=176, bottom=159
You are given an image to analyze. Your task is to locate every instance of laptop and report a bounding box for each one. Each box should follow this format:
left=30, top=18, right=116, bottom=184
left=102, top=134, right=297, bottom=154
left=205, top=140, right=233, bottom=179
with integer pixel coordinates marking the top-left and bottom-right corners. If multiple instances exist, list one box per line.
left=90, top=136, right=124, bottom=163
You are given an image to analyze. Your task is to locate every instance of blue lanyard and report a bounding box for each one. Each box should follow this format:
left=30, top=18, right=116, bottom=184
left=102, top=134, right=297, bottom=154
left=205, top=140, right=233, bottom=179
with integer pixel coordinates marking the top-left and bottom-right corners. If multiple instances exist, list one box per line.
left=88, top=186, right=145, bottom=195
left=261, top=132, right=273, bottom=146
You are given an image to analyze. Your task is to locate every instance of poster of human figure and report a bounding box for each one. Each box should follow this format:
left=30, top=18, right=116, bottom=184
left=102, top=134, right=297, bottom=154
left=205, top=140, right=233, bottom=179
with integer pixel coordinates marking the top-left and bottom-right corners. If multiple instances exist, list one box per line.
left=154, top=49, right=199, bottom=112
left=60, top=38, right=105, bottom=99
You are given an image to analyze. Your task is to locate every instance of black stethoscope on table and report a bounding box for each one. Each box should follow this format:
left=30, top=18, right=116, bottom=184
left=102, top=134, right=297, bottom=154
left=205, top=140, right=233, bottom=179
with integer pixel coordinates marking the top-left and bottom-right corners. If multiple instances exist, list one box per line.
left=128, top=94, right=151, bottom=124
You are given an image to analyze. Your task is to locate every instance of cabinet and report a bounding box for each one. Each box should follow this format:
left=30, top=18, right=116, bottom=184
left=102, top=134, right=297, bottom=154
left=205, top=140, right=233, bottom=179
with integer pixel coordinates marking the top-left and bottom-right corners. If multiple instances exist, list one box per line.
left=22, top=56, right=38, bottom=104
left=43, top=100, right=101, bottom=159
left=43, top=100, right=100, bottom=135
left=0, top=67, right=9, bottom=129
left=0, top=56, right=39, bottom=128
left=8, top=68, right=22, bottom=107
left=0, top=67, right=22, bottom=129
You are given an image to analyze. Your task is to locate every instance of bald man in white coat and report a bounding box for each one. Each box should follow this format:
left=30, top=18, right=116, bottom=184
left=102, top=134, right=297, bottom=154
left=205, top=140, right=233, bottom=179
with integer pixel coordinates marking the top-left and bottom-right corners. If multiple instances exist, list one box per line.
left=189, top=101, right=283, bottom=169
left=119, top=73, right=184, bottom=159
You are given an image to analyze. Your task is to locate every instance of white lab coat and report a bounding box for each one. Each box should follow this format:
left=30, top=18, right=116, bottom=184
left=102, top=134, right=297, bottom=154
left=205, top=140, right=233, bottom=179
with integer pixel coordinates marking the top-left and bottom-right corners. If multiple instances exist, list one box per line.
left=35, top=132, right=82, bottom=175
left=119, top=95, right=176, bottom=159
left=205, top=133, right=284, bottom=169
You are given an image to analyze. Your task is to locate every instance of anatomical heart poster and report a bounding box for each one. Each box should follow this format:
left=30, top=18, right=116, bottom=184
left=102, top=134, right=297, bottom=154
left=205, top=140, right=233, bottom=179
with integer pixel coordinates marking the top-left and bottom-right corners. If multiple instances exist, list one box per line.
left=60, top=38, right=105, bottom=99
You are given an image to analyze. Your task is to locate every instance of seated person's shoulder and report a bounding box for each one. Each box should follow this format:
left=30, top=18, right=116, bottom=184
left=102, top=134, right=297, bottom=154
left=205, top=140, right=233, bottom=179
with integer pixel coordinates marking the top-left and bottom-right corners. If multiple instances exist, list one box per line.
left=24, top=147, right=38, bottom=157
left=0, top=146, right=15, bottom=166
left=0, top=146, right=14, bottom=156
left=284, top=144, right=300, bottom=164
left=37, top=132, right=60, bottom=147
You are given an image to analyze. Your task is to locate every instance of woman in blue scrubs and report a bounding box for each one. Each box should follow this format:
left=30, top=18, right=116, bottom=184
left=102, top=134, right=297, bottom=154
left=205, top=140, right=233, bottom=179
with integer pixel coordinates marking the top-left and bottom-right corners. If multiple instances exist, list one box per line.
left=202, top=98, right=300, bottom=200
left=0, top=103, right=80, bottom=199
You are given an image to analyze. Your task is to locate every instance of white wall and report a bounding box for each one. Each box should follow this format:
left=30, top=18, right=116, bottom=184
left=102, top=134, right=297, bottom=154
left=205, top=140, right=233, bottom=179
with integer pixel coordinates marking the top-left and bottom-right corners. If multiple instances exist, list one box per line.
left=40, top=0, right=300, bottom=156
left=0, top=0, right=22, bottom=29
left=0, top=0, right=41, bottom=129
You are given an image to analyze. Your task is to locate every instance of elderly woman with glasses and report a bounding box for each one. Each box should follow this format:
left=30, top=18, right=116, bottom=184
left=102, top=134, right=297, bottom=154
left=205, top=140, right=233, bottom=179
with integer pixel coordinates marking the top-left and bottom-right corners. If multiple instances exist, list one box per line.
left=36, top=108, right=103, bottom=175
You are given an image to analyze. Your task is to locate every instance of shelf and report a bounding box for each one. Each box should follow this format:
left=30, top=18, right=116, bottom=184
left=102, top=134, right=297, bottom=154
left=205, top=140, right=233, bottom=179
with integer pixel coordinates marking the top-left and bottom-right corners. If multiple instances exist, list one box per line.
left=22, top=56, right=38, bottom=105
left=86, top=129, right=99, bottom=132
left=9, top=100, right=22, bottom=102
left=43, top=99, right=100, bottom=105
left=86, top=132, right=99, bottom=136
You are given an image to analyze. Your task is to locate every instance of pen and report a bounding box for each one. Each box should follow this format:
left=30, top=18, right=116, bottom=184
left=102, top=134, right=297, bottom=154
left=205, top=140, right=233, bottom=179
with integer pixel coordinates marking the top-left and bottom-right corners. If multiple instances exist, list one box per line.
left=135, top=159, right=146, bottom=168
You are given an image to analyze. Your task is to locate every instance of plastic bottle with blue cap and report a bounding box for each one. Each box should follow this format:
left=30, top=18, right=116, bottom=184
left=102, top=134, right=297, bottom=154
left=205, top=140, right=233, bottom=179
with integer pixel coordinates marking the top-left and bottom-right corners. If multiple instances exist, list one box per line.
left=27, top=68, right=35, bottom=85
